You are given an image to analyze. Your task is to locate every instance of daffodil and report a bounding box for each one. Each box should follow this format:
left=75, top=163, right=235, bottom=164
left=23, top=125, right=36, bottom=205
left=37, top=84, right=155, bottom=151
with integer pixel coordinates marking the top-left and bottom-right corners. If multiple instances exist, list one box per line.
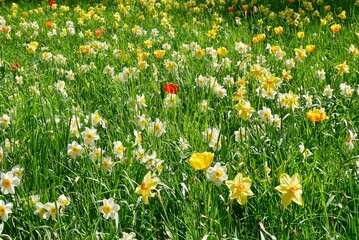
left=135, top=172, right=159, bottom=204
left=306, top=109, right=329, bottom=122
left=26, top=41, right=38, bottom=54
left=0, top=200, right=13, bottom=222
left=335, top=61, right=350, bottom=76
left=275, top=173, right=303, bottom=207
left=99, top=198, right=120, bottom=219
left=225, top=173, right=254, bottom=205
left=206, top=163, right=228, bottom=186
left=234, top=99, right=255, bottom=120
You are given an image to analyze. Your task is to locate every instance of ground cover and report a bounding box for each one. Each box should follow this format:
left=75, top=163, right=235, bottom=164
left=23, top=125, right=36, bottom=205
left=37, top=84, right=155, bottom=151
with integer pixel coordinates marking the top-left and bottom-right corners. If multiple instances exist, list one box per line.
left=0, top=0, right=358, bottom=239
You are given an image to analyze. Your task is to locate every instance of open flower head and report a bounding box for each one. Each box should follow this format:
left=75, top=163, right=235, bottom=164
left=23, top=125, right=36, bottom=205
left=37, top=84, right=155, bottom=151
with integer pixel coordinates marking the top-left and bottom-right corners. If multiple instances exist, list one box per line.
left=99, top=198, right=120, bottom=219
left=0, top=200, right=13, bottom=222
left=225, top=173, right=254, bottom=205
left=306, top=109, right=329, bottom=123
left=189, top=152, right=214, bottom=170
left=275, top=173, right=303, bottom=207
left=206, top=162, right=228, bottom=186
left=135, top=172, right=159, bottom=204
left=0, top=171, right=20, bottom=195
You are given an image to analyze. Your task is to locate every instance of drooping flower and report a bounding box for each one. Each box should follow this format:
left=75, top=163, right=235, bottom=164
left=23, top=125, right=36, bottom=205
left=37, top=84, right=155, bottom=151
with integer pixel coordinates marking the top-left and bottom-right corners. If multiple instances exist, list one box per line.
left=345, top=130, right=357, bottom=150
left=44, top=202, right=58, bottom=220
left=189, top=152, right=214, bottom=170
left=135, top=172, right=159, bottom=204
left=275, top=173, right=303, bottom=207
left=57, top=194, right=70, bottom=208
left=34, top=202, right=48, bottom=220
left=299, top=143, right=313, bottom=158
left=225, top=173, right=254, bottom=205
left=99, top=198, right=120, bottom=219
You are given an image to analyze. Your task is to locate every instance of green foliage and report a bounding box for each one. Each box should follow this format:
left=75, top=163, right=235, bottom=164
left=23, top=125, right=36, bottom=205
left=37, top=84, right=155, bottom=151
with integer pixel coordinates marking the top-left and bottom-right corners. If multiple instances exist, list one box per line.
left=0, top=0, right=358, bottom=239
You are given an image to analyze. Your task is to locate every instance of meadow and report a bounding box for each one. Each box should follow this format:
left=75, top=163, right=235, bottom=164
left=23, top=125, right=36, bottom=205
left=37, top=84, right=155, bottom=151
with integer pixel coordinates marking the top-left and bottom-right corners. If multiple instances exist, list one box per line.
left=0, top=0, right=358, bottom=239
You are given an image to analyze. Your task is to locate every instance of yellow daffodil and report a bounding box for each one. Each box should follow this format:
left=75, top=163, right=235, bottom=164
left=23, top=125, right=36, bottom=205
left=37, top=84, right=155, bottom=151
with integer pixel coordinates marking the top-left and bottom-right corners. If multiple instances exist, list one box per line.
left=135, top=172, right=159, bottom=204
left=234, top=99, right=255, bottom=120
left=275, top=173, right=303, bottom=207
left=330, top=24, right=341, bottom=33
left=305, top=45, right=315, bottom=53
left=306, top=109, right=329, bottom=122
left=153, top=50, right=165, bottom=59
left=189, top=152, right=214, bottom=170
left=335, top=61, right=350, bottom=75
left=274, top=26, right=283, bottom=35
left=338, top=11, right=346, bottom=20
left=26, top=41, right=38, bottom=54
left=297, top=32, right=305, bottom=39
left=225, top=173, right=254, bottom=205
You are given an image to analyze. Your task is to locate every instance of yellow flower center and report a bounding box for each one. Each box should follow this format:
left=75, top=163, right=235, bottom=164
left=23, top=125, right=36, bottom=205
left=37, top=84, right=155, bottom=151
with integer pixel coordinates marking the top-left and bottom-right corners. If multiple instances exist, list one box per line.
left=154, top=123, right=161, bottom=132
left=86, top=133, right=94, bottom=140
left=0, top=206, right=5, bottom=216
left=94, top=114, right=101, bottom=121
left=103, top=205, right=112, bottom=214
left=237, top=183, right=245, bottom=191
left=14, top=170, right=22, bottom=177
left=264, top=112, right=271, bottom=119
left=2, top=179, right=11, bottom=188
left=39, top=208, right=46, bottom=217
left=290, top=185, right=299, bottom=192
left=72, top=146, right=79, bottom=154
left=61, top=199, right=68, bottom=206
left=94, top=150, right=100, bottom=157
left=102, top=160, right=110, bottom=169
left=50, top=207, right=56, bottom=215
left=214, top=170, right=223, bottom=179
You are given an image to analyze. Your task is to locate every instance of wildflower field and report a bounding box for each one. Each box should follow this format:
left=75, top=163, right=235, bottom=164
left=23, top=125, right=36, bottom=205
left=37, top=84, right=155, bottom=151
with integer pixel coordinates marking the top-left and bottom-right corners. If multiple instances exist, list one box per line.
left=0, top=0, right=358, bottom=239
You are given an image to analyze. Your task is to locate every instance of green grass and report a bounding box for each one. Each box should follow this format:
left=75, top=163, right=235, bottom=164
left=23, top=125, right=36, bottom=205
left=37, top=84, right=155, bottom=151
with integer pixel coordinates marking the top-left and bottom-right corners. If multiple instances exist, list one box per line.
left=0, top=0, right=358, bottom=239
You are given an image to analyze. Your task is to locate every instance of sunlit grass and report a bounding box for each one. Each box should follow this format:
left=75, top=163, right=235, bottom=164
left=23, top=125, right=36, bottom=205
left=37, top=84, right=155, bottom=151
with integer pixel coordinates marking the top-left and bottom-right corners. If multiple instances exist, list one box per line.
left=0, top=0, right=358, bottom=239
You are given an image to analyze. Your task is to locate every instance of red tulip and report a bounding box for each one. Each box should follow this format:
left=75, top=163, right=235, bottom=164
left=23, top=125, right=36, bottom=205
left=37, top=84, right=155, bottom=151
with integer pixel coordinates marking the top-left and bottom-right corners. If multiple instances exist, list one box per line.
left=49, top=1, right=56, bottom=6
left=10, top=63, right=20, bottom=71
left=164, top=83, right=179, bottom=94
